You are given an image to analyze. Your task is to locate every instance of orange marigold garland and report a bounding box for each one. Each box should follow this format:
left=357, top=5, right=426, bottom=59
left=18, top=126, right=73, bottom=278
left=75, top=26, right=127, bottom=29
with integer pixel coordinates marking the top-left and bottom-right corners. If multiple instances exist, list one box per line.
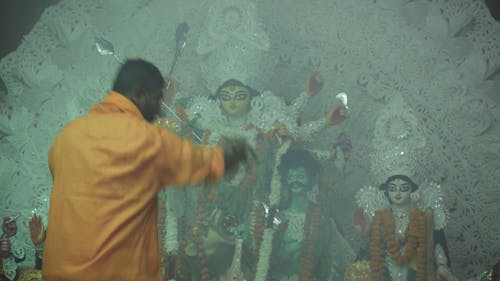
left=369, top=210, right=386, bottom=280
left=298, top=204, right=321, bottom=281
left=177, top=193, right=211, bottom=281
left=157, top=194, right=167, bottom=276
left=370, top=208, right=427, bottom=281
left=252, top=204, right=265, bottom=254
left=195, top=194, right=211, bottom=281
left=415, top=208, right=426, bottom=281
left=249, top=203, right=266, bottom=281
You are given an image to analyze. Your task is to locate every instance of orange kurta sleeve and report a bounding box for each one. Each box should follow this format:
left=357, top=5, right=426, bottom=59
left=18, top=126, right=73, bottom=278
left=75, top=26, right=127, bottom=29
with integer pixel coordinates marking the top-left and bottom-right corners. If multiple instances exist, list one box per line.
left=155, top=126, right=224, bottom=187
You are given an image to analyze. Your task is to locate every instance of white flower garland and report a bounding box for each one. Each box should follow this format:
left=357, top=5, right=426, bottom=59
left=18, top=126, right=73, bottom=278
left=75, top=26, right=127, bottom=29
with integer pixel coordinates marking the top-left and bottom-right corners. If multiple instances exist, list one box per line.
left=253, top=141, right=290, bottom=281
left=165, top=209, right=179, bottom=253
left=253, top=228, right=274, bottom=281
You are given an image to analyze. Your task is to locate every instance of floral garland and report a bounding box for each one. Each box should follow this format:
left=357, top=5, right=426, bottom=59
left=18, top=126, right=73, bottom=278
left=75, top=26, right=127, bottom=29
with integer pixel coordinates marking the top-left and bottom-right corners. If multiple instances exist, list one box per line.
left=194, top=194, right=211, bottom=281
left=249, top=200, right=265, bottom=280
left=162, top=208, right=180, bottom=280
left=157, top=191, right=167, bottom=277
left=170, top=193, right=211, bottom=281
left=253, top=141, right=289, bottom=281
left=299, top=203, right=321, bottom=281
left=369, top=208, right=427, bottom=281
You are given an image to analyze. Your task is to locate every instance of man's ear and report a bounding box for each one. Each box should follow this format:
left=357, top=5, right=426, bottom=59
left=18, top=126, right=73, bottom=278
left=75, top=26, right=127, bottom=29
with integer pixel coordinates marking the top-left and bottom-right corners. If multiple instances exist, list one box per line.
left=132, top=89, right=147, bottom=108
left=135, top=88, right=147, bottom=99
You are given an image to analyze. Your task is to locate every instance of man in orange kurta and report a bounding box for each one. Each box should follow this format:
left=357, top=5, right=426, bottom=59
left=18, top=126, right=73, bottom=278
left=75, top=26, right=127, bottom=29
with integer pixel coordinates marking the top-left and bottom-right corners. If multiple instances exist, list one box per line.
left=42, top=59, right=252, bottom=281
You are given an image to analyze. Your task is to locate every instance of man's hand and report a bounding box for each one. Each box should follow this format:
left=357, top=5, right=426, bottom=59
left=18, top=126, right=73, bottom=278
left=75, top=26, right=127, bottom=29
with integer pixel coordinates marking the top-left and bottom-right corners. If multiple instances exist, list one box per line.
left=0, top=238, right=11, bottom=258
left=220, top=137, right=256, bottom=175
left=29, top=215, right=45, bottom=245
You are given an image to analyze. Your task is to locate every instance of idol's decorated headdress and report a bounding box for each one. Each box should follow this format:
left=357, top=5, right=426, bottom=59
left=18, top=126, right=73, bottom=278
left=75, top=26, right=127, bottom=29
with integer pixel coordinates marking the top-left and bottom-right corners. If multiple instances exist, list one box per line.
left=196, top=0, right=276, bottom=92
left=356, top=95, right=447, bottom=229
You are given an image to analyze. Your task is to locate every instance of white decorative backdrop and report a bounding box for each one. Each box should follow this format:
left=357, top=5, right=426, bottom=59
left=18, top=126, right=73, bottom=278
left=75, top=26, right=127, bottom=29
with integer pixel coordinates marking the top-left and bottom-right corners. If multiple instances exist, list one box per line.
left=0, top=0, right=498, bottom=278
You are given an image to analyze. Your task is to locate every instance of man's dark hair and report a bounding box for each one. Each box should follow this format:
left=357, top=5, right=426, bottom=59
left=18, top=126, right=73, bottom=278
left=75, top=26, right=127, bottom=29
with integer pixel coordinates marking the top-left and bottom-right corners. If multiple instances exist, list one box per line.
left=112, top=59, right=165, bottom=98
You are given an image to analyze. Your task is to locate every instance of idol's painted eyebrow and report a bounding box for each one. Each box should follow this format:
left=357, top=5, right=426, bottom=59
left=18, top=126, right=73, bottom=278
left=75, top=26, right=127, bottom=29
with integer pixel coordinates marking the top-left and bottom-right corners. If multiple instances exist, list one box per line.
left=221, top=90, right=248, bottom=95
left=389, top=182, right=410, bottom=186
left=388, top=183, right=410, bottom=189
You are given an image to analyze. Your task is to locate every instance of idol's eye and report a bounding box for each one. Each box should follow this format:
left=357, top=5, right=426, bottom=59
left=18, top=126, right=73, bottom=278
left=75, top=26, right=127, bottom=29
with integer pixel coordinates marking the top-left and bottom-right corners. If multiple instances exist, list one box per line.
left=235, top=93, right=249, bottom=100
left=388, top=185, right=410, bottom=193
left=219, top=94, right=232, bottom=101
left=399, top=185, right=410, bottom=192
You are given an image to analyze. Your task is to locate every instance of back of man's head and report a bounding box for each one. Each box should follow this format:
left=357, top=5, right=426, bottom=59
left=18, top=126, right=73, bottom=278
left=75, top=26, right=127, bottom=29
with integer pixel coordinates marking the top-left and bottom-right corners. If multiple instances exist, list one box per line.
left=112, top=59, right=165, bottom=99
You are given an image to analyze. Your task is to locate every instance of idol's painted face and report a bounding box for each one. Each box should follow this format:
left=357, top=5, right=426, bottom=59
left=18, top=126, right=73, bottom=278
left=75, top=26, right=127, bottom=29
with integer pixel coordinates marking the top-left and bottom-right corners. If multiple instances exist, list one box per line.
left=387, top=178, right=412, bottom=206
left=218, top=85, right=251, bottom=118
left=286, top=167, right=309, bottom=193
